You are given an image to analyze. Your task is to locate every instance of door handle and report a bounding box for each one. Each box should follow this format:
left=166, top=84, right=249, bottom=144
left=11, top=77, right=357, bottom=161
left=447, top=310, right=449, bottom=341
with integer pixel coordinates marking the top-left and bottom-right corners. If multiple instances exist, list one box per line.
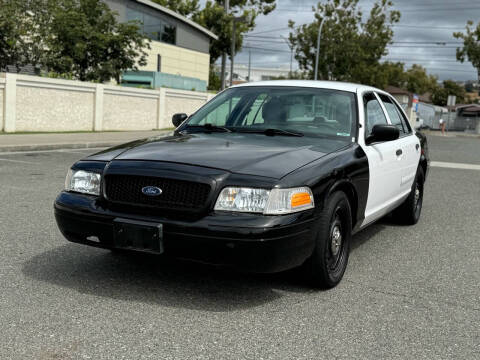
left=396, top=149, right=403, bottom=156
left=416, top=144, right=420, bottom=150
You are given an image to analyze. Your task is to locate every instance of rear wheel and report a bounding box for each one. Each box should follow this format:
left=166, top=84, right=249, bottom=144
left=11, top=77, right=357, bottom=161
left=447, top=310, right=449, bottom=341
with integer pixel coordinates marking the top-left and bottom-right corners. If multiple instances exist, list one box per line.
left=394, top=166, right=425, bottom=225
left=303, top=191, right=352, bottom=288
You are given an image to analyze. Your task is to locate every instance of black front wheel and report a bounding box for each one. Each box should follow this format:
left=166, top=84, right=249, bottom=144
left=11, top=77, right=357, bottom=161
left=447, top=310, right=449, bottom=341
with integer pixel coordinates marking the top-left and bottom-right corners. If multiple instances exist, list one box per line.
left=303, top=191, right=352, bottom=289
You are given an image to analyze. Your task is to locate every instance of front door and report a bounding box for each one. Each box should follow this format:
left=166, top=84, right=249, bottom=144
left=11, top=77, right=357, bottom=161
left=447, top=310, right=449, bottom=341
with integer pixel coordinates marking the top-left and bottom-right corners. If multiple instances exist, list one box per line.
left=377, top=94, right=421, bottom=195
left=360, top=92, right=405, bottom=226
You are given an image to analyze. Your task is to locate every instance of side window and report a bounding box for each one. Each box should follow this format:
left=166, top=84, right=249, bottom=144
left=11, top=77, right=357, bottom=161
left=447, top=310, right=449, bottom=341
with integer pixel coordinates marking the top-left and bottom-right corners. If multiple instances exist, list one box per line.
left=379, top=94, right=405, bottom=134
left=393, top=101, right=412, bottom=134
left=363, top=93, right=388, bottom=137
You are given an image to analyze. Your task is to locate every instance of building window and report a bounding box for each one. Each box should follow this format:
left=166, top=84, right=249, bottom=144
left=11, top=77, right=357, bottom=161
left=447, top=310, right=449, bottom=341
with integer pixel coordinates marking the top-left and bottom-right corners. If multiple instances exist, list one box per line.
left=126, top=7, right=176, bottom=45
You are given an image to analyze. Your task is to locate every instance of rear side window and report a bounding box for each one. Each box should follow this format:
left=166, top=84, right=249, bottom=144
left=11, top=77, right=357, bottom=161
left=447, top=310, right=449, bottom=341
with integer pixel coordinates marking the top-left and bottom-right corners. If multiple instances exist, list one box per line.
left=379, top=94, right=412, bottom=135
left=394, top=101, right=412, bottom=134
left=378, top=94, right=406, bottom=134
left=363, top=92, right=388, bottom=136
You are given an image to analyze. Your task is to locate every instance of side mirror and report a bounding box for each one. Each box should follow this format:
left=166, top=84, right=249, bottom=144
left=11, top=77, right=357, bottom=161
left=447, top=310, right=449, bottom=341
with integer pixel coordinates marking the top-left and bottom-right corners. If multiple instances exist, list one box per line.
left=172, top=113, right=188, bottom=127
left=366, top=124, right=399, bottom=144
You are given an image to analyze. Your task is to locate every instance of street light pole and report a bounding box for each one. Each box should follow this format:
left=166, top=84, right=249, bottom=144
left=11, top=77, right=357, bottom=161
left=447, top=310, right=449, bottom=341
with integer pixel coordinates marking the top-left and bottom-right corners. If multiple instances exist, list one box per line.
left=247, top=50, right=251, bottom=82
left=314, top=7, right=343, bottom=81
left=230, top=15, right=249, bottom=87
left=314, top=17, right=325, bottom=81
left=220, top=0, right=229, bottom=90
left=280, top=35, right=293, bottom=78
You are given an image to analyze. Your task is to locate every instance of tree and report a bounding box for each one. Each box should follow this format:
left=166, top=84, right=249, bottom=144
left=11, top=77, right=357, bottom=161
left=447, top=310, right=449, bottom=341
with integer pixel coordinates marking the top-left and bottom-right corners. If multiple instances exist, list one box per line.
left=404, top=64, right=438, bottom=94
left=151, top=0, right=200, bottom=17
left=208, top=65, right=221, bottom=90
left=454, top=21, right=480, bottom=85
left=43, top=0, right=150, bottom=82
left=369, top=61, right=406, bottom=89
left=0, top=0, right=51, bottom=72
left=287, top=0, right=400, bottom=85
left=157, top=0, right=277, bottom=64
left=465, top=82, right=474, bottom=93
left=431, top=80, right=466, bottom=106
left=0, top=0, right=23, bottom=70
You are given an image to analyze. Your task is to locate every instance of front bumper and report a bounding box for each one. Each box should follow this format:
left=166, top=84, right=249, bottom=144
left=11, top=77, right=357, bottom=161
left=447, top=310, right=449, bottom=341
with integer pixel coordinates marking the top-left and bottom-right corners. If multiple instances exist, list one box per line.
left=54, top=192, right=317, bottom=273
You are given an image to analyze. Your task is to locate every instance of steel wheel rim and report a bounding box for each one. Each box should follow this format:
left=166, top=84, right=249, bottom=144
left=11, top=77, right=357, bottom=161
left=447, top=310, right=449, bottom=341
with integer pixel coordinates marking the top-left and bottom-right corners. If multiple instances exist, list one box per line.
left=327, top=211, right=344, bottom=271
left=414, top=181, right=423, bottom=215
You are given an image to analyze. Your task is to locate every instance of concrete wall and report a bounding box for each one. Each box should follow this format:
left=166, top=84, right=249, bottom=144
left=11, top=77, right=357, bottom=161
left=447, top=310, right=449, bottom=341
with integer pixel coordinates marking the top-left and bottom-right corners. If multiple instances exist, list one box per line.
left=0, top=77, right=4, bottom=132
left=164, top=89, right=213, bottom=126
left=0, top=73, right=215, bottom=133
left=103, top=85, right=159, bottom=131
left=15, top=78, right=95, bottom=132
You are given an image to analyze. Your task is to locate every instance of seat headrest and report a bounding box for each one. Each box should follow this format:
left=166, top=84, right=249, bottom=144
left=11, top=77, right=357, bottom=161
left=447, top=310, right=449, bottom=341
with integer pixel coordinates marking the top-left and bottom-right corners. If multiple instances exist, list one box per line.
left=262, top=97, right=287, bottom=125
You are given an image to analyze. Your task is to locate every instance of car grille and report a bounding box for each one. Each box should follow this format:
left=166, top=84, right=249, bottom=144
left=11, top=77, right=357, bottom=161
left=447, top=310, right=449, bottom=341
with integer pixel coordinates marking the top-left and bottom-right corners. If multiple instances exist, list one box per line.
left=104, top=175, right=211, bottom=210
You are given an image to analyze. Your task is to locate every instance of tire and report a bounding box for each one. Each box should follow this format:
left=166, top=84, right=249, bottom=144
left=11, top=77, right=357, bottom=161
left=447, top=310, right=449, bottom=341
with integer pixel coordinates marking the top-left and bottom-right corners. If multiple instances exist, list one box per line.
left=393, top=166, right=425, bottom=225
left=303, top=191, right=352, bottom=289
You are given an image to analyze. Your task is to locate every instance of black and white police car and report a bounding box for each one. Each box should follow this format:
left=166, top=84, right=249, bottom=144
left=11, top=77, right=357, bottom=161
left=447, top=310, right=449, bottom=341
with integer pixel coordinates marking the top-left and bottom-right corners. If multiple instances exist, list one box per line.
left=55, top=81, right=429, bottom=288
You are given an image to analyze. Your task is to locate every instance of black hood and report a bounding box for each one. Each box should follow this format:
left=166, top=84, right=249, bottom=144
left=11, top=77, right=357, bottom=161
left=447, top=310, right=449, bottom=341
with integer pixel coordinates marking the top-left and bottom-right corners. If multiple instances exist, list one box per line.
left=85, top=132, right=350, bottom=179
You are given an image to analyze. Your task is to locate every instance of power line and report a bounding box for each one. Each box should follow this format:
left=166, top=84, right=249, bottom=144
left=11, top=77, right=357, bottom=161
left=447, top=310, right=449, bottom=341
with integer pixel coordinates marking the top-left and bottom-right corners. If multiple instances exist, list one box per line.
left=244, top=37, right=463, bottom=45
left=383, top=59, right=466, bottom=63
left=392, top=24, right=464, bottom=30
left=409, top=68, right=475, bottom=73
left=273, top=6, right=480, bottom=13
left=388, top=45, right=459, bottom=48
left=248, top=23, right=467, bottom=37
left=242, top=45, right=292, bottom=53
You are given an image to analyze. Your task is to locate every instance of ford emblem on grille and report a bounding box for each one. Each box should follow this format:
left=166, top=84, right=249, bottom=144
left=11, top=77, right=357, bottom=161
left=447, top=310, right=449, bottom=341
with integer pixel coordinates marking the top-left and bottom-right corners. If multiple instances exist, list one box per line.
left=141, top=186, right=162, bottom=197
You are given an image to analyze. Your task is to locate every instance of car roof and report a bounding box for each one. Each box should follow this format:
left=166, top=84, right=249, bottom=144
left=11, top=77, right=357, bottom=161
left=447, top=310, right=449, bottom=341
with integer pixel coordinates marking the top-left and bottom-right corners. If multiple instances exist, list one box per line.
left=232, top=80, right=386, bottom=94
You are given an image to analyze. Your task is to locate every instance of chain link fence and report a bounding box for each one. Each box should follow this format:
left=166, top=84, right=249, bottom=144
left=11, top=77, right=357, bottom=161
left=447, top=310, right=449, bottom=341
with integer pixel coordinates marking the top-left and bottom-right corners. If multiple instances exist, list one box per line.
left=449, top=115, right=480, bottom=133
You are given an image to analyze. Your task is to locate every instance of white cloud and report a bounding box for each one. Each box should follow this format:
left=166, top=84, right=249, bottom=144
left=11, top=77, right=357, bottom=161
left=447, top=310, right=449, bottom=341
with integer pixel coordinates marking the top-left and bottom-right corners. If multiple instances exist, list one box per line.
left=217, top=0, right=480, bottom=81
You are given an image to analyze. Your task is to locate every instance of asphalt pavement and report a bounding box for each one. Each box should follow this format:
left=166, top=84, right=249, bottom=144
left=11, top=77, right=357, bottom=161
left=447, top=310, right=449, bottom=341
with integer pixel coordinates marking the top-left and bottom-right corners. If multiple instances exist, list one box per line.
left=0, top=135, right=479, bottom=359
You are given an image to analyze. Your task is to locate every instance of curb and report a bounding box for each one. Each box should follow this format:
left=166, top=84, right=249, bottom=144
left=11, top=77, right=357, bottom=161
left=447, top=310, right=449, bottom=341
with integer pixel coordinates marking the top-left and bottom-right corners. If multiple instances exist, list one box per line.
left=0, top=141, right=127, bottom=153
left=0, top=131, right=172, bottom=153
left=421, top=131, right=480, bottom=139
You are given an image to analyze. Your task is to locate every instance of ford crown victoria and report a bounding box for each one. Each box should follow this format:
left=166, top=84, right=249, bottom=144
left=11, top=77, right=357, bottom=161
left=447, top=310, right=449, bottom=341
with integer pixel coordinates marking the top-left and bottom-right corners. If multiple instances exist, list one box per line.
left=54, top=81, right=429, bottom=288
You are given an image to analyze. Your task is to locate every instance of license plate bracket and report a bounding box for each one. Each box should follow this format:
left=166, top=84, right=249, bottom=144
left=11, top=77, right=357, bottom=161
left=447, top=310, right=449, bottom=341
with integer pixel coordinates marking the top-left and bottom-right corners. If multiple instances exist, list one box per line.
left=113, top=218, right=163, bottom=254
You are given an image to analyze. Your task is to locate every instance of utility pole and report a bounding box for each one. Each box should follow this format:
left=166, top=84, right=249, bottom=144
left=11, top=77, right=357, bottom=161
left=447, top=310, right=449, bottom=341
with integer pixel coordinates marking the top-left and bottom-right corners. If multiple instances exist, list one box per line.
left=280, top=35, right=293, bottom=78
left=247, top=50, right=251, bottom=82
left=230, top=19, right=236, bottom=87
left=220, top=0, right=229, bottom=90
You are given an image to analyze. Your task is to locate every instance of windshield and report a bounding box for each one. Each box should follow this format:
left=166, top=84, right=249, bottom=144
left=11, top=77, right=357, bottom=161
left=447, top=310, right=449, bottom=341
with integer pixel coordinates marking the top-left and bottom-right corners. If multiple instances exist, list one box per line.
left=185, top=86, right=357, bottom=140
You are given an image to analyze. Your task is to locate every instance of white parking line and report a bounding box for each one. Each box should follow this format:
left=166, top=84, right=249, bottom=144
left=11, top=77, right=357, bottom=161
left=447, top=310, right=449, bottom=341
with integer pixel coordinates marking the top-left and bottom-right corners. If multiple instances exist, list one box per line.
left=431, top=161, right=480, bottom=171
left=0, top=158, right=36, bottom=164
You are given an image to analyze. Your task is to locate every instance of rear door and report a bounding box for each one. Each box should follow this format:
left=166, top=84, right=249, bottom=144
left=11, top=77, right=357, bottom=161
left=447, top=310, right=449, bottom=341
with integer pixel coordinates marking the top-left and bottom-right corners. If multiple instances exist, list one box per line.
left=378, top=93, right=421, bottom=194
left=360, top=92, right=405, bottom=225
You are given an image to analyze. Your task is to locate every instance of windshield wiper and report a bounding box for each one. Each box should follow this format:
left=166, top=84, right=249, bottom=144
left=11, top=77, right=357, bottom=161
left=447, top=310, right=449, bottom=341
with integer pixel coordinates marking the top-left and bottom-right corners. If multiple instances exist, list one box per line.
left=183, top=123, right=233, bottom=133
left=235, top=128, right=304, bottom=137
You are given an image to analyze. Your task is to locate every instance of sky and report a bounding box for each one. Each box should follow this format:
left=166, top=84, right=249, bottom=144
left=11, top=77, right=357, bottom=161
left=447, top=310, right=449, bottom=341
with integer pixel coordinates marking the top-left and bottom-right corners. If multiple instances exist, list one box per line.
left=208, top=0, right=480, bottom=81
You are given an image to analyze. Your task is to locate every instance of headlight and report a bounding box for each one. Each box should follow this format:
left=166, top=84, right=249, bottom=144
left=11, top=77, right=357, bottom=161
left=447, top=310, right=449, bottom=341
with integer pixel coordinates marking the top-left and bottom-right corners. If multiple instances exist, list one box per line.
left=214, top=186, right=314, bottom=215
left=214, top=187, right=270, bottom=213
left=65, top=169, right=101, bottom=195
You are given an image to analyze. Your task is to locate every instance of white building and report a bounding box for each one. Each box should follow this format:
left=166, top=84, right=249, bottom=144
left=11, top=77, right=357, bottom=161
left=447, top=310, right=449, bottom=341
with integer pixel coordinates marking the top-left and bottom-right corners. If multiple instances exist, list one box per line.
left=228, top=65, right=291, bottom=83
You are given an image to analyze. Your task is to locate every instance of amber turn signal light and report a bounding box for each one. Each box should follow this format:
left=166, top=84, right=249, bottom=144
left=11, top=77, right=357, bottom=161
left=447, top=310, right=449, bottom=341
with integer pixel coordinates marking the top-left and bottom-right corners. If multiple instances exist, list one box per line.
left=291, top=192, right=313, bottom=208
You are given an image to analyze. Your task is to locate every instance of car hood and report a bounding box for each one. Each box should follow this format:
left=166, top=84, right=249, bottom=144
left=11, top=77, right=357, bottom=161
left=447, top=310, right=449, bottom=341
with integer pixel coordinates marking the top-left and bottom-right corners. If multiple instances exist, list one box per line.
left=86, top=132, right=349, bottom=179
